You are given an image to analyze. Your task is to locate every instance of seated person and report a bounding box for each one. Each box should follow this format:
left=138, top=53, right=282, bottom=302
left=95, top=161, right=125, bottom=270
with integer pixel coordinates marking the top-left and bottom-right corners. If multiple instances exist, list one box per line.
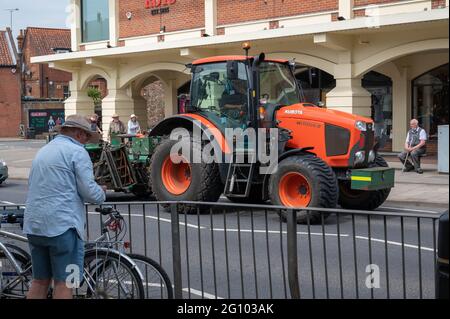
left=220, top=79, right=248, bottom=119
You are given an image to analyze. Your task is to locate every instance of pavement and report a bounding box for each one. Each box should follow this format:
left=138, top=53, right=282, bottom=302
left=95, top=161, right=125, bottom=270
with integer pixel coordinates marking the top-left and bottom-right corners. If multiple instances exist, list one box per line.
left=0, top=138, right=448, bottom=209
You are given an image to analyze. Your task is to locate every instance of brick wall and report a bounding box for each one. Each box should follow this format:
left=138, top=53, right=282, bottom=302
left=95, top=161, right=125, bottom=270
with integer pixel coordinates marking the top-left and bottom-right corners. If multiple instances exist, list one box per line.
left=89, top=78, right=108, bottom=99
left=119, top=0, right=205, bottom=38
left=0, top=68, right=22, bottom=137
left=354, top=0, right=405, bottom=7
left=431, top=0, right=447, bottom=8
left=21, top=34, right=72, bottom=99
left=217, top=0, right=338, bottom=25
left=142, top=80, right=165, bottom=128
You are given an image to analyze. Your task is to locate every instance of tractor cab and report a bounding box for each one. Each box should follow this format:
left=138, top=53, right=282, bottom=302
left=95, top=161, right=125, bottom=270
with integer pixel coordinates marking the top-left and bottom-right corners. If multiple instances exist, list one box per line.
left=188, top=55, right=301, bottom=133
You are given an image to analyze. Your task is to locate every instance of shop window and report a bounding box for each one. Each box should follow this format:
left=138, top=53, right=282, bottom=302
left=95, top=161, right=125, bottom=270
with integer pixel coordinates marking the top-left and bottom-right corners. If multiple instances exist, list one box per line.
left=295, top=67, right=336, bottom=105
left=63, top=86, right=70, bottom=100
left=412, top=64, right=449, bottom=145
left=81, top=0, right=109, bottom=43
left=362, top=71, right=393, bottom=149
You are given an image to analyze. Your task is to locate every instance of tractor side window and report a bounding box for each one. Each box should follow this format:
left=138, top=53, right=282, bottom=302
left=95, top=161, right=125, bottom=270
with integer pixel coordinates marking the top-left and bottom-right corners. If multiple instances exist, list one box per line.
left=191, top=62, right=249, bottom=130
left=259, top=62, right=300, bottom=107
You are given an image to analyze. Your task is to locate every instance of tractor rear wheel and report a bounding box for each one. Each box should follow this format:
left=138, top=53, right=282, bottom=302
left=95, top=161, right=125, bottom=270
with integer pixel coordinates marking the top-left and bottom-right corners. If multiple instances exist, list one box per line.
left=269, top=154, right=338, bottom=224
left=149, top=137, right=223, bottom=214
left=338, top=155, right=391, bottom=210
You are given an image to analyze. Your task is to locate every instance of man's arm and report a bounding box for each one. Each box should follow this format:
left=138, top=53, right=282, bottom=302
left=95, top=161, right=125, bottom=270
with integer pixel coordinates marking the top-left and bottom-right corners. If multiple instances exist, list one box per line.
left=74, top=150, right=106, bottom=204
left=411, top=140, right=426, bottom=151
left=404, top=132, right=410, bottom=151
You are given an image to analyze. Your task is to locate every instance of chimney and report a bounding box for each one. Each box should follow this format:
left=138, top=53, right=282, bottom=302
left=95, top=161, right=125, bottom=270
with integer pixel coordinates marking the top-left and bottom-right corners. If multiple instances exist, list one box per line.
left=17, top=29, right=24, bottom=52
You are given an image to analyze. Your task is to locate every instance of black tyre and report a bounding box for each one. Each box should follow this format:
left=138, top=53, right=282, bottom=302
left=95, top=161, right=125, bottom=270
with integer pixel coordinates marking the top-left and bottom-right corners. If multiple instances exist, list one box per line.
left=128, top=254, right=173, bottom=299
left=131, top=163, right=155, bottom=199
left=79, top=249, right=145, bottom=299
left=338, top=155, right=391, bottom=210
left=225, top=183, right=267, bottom=204
left=269, top=154, right=338, bottom=224
left=0, top=248, right=32, bottom=298
left=149, top=137, right=223, bottom=214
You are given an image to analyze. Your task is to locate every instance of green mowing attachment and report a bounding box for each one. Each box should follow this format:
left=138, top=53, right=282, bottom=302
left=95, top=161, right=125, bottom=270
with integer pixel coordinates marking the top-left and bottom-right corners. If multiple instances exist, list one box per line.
left=350, top=167, right=395, bottom=191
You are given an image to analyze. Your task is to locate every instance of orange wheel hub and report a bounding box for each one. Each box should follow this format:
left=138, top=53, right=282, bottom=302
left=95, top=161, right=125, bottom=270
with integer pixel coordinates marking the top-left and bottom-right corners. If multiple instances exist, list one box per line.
left=161, top=155, right=192, bottom=195
left=278, top=172, right=312, bottom=207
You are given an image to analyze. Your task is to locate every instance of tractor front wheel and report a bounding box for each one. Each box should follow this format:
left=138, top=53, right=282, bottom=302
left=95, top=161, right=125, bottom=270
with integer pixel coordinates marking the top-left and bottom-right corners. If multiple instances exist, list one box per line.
left=149, top=137, right=223, bottom=214
left=338, top=155, right=391, bottom=210
left=269, top=154, right=338, bottom=224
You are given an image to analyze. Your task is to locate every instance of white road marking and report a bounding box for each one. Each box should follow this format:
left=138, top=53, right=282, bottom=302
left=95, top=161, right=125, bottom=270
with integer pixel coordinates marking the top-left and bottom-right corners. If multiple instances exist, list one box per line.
left=355, top=236, right=435, bottom=252
left=0, top=201, right=16, bottom=205
left=381, top=206, right=443, bottom=214
left=88, top=212, right=206, bottom=230
left=125, top=281, right=223, bottom=299
left=0, top=201, right=25, bottom=209
left=182, top=287, right=223, bottom=299
left=211, top=228, right=349, bottom=237
left=11, top=158, right=33, bottom=163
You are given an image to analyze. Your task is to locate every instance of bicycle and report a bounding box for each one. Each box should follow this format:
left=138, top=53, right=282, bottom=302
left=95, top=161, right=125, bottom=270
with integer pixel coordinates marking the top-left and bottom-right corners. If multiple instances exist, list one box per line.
left=0, top=209, right=145, bottom=299
left=0, top=206, right=173, bottom=299
left=89, top=206, right=173, bottom=299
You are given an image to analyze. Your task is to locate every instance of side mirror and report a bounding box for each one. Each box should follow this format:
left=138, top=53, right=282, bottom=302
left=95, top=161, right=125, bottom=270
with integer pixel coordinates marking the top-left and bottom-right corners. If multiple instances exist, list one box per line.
left=317, top=101, right=325, bottom=108
left=227, top=61, right=239, bottom=80
left=253, top=52, right=265, bottom=67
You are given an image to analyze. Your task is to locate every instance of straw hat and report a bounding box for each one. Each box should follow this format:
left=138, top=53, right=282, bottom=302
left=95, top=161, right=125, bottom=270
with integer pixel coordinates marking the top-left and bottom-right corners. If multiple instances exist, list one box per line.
left=55, top=114, right=100, bottom=143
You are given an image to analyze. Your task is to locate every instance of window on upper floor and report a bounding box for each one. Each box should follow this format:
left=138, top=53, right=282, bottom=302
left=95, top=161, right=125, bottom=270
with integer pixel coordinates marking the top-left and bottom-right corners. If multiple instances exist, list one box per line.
left=81, top=0, right=110, bottom=43
left=63, top=86, right=70, bottom=100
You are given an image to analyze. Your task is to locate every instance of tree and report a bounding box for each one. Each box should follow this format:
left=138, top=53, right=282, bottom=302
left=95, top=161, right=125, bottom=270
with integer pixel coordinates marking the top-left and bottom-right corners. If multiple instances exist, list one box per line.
left=87, top=87, right=102, bottom=106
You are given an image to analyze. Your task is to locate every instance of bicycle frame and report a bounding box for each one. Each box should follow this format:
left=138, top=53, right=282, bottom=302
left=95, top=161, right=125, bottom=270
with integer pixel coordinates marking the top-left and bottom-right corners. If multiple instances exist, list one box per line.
left=1, top=225, right=144, bottom=299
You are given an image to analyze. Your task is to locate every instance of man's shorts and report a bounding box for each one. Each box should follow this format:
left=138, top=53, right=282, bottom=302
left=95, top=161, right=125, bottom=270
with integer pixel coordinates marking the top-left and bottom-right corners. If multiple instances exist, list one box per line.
left=27, top=228, right=84, bottom=283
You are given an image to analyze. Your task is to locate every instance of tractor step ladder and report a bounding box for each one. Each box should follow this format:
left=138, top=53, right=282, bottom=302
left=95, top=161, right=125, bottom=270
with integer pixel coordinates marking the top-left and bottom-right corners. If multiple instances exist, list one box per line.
left=224, top=149, right=256, bottom=198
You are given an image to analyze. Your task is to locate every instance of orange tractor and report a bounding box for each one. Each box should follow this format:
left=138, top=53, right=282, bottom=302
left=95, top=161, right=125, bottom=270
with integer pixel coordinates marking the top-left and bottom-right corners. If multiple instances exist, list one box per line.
left=147, top=50, right=394, bottom=223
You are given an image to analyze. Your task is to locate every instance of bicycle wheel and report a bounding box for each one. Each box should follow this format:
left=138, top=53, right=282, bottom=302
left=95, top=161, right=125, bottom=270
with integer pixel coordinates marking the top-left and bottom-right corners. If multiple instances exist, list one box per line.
left=77, top=249, right=145, bottom=299
left=0, top=247, right=32, bottom=299
left=128, top=254, right=173, bottom=299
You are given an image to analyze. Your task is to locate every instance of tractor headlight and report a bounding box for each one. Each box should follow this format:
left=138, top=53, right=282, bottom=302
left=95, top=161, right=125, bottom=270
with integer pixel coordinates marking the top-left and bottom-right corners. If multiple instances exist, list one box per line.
left=368, top=150, right=376, bottom=163
left=354, top=151, right=365, bottom=165
left=355, top=121, right=367, bottom=132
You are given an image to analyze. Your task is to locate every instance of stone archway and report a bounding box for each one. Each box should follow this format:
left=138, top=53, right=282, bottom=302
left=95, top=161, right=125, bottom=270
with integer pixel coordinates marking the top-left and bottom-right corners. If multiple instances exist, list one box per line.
left=354, top=38, right=449, bottom=78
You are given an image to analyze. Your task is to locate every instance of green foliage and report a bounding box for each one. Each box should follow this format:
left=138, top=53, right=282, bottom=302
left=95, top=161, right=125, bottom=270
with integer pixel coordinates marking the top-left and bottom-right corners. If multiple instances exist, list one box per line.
left=87, top=87, right=102, bottom=105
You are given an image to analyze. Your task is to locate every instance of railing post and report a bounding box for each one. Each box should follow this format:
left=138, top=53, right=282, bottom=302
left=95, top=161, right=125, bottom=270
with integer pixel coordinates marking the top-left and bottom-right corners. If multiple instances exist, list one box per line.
left=170, top=203, right=183, bottom=299
left=436, top=210, right=449, bottom=299
left=286, top=209, right=300, bottom=299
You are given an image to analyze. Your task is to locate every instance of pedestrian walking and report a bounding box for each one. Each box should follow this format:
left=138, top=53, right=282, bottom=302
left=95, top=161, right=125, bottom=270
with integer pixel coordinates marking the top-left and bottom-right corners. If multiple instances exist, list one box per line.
left=23, top=114, right=107, bottom=299
left=398, top=119, right=427, bottom=174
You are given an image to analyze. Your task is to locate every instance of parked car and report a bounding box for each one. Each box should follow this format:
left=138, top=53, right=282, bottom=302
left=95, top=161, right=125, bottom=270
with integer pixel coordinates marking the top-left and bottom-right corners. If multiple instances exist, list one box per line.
left=0, top=159, right=8, bottom=184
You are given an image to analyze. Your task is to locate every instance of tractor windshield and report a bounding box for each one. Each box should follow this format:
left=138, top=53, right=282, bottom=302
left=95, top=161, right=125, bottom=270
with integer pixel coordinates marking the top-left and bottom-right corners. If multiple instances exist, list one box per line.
left=259, top=61, right=301, bottom=107
left=190, top=61, right=250, bottom=130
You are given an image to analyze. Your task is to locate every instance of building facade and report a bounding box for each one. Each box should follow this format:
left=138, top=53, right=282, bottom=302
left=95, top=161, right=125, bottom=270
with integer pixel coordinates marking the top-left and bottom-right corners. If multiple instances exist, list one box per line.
left=18, top=27, right=72, bottom=135
left=0, top=28, right=21, bottom=138
left=32, top=0, right=449, bottom=151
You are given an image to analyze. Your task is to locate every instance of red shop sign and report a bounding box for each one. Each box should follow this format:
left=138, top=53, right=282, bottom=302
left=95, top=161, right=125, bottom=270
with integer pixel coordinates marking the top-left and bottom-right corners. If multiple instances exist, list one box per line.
left=145, top=0, right=176, bottom=8
left=30, top=112, right=48, bottom=117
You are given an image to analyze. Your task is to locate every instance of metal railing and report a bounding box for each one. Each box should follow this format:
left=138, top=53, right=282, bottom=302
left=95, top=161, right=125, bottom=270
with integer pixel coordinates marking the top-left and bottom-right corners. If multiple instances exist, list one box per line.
left=1, top=202, right=445, bottom=299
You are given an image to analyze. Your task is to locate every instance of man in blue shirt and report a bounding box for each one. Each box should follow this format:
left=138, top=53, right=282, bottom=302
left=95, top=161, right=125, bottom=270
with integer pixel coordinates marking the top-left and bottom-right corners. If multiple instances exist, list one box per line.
left=24, top=114, right=106, bottom=299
